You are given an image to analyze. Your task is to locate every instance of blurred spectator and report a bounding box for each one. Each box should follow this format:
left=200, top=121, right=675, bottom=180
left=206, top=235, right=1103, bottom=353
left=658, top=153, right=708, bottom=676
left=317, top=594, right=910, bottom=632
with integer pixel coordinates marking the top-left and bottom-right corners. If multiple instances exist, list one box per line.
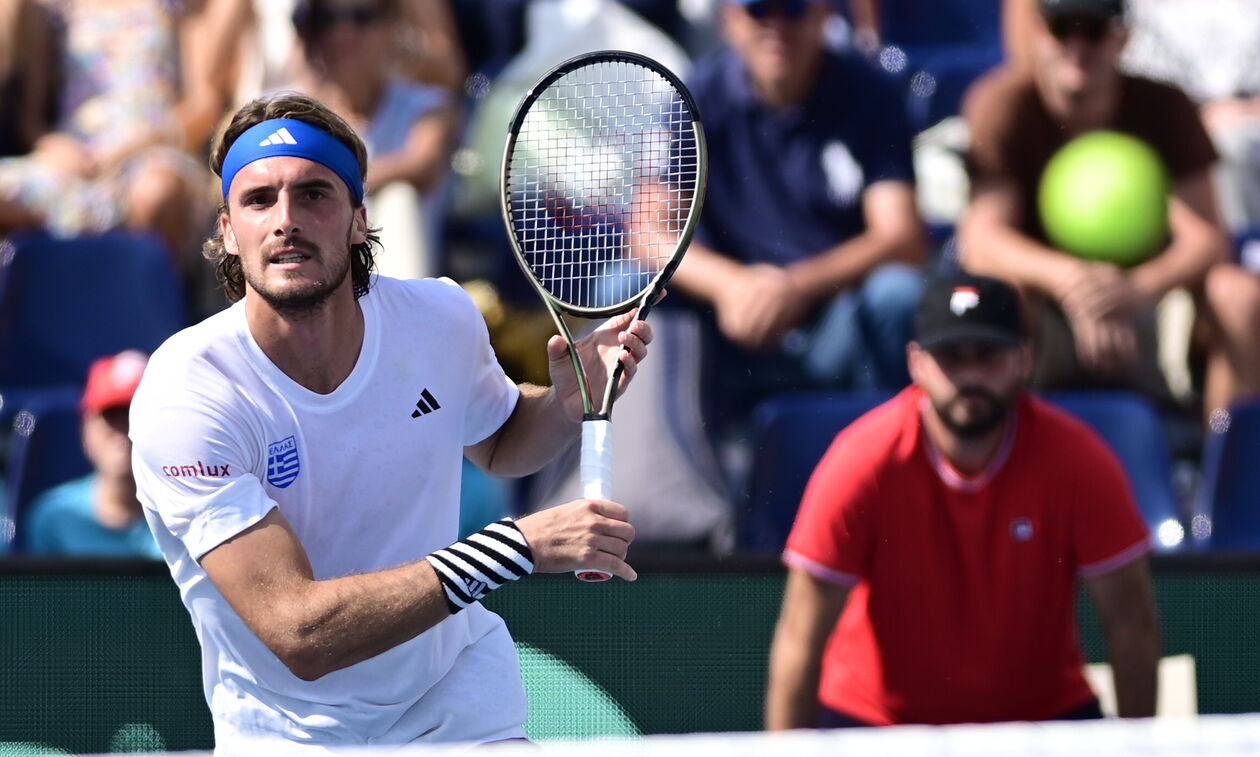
left=671, top=0, right=926, bottom=431
left=224, top=0, right=465, bottom=113
left=289, top=0, right=461, bottom=278
left=766, top=272, right=1158, bottom=728
left=25, top=350, right=160, bottom=558
left=959, top=0, right=1260, bottom=423
left=0, top=0, right=56, bottom=158
left=0, top=0, right=217, bottom=274
left=1119, top=0, right=1260, bottom=236
left=1006, top=0, right=1260, bottom=236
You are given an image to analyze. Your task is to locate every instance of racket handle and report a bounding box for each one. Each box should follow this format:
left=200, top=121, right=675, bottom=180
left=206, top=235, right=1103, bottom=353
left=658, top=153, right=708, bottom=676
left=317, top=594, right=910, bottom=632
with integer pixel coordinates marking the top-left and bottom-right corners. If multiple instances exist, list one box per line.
left=576, top=419, right=613, bottom=582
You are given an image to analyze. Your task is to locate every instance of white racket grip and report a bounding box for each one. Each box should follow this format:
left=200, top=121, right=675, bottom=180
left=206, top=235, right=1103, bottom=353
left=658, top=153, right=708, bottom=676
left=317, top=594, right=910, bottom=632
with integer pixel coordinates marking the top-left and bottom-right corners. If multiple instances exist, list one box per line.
left=576, top=419, right=613, bottom=582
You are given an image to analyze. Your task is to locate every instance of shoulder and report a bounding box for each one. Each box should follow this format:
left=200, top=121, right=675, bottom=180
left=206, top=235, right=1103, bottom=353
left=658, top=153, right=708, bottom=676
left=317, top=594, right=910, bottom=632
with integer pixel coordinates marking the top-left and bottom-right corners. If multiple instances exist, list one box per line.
left=29, top=475, right=94, bottom=517
left=686, top=49, right=731, bottom=92
left=963, top=64, right=1038, bottom=124
left=368, top=274, right=479, bottom=315
left=1020, top=394, right=1123, bottom=470
left=685, top=49, right=743, bottom=114
left=1121, top=73, right=1198, bottom=110
left=380, top=76, right=449, bottom=117
left=823, top=389, right=921, bottom=471
left=365, top=275, right=489, bottom=337
left=130, top=306, right=254, bottom=429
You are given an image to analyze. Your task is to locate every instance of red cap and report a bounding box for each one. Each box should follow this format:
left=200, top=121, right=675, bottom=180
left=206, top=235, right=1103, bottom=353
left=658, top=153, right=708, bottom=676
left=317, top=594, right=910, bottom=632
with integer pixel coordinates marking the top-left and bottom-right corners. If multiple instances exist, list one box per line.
left=81, top=350, right=148, bottom=414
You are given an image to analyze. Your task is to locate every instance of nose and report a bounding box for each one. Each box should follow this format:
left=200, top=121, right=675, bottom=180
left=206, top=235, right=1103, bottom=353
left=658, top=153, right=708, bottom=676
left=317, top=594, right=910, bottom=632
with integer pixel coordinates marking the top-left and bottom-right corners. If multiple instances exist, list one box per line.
left=271, top=190, right=301, bottom=237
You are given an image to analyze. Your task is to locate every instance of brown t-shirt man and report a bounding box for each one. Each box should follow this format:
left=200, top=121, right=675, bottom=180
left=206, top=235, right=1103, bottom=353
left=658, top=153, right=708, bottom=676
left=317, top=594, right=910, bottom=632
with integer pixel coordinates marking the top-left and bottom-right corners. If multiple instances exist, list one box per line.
left=962, top=66, right=1218, bottom=400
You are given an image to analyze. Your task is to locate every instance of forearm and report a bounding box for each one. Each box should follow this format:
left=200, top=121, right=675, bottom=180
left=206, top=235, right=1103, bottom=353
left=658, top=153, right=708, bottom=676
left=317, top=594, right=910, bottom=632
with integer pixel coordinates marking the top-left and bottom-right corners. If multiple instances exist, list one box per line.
left=1105, top=621, right=1160, bottom=717
left=669, top=240, right=750, bottom=303
left=366, top=110, right=455, bottom=195
left=472, top=383, right=580, bottom=478
left=765, top=640, right=824, bottom=730
left=263, top=559, right=451, bottom=681
left=367, top=152, right=444, bottom=195
left=784, top=225, right=926, bottom=307
left=1090, top=558, right=1161, bottom=718
left=1129, top=175, right=1228, bottom=302
left=1129, top=236, right=1224, bottom=305
left=958, top=215, right=1077, bottom=296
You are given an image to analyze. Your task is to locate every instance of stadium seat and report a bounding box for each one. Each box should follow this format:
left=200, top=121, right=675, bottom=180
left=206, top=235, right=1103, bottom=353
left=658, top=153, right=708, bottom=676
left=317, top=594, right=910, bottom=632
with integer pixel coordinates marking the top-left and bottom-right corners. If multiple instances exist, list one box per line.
left=2, top=391, right=90, bottom=553
left=876, top=0, right=1003, bottom=132
left=1041, top=391, right=1185, bottom=551
left=1194, top=399, right=1260, bottom=552
left=740, top=391, right=893, bottom=553
left=0, top=230, right=187, bottom=388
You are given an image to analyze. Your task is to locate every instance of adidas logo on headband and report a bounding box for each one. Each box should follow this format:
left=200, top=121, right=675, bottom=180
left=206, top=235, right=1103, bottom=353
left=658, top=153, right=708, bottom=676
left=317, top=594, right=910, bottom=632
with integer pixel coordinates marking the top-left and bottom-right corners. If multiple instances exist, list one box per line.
left=259, top=127, right=298, bottom=146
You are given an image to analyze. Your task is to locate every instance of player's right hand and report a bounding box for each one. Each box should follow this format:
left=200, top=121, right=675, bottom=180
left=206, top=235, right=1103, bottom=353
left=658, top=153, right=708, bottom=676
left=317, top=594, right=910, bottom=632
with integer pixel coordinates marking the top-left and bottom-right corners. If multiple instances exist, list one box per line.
left=513, top=500, right=637, bottom=581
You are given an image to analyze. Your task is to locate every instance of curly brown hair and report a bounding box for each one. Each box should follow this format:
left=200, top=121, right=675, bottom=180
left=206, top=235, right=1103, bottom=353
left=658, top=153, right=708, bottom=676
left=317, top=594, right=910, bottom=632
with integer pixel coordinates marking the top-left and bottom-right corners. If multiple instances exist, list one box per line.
left=204, top=92, right=379, bottom=302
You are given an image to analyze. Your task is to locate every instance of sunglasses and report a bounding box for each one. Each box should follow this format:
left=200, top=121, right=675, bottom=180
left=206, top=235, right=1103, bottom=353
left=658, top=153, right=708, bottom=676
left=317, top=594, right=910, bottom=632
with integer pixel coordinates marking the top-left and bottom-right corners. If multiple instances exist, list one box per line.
left=741, top=0, right=811, bottom=21
left=310, top=5, right=383, bottom=31
left=1048, top=15, right=1111, bottom=42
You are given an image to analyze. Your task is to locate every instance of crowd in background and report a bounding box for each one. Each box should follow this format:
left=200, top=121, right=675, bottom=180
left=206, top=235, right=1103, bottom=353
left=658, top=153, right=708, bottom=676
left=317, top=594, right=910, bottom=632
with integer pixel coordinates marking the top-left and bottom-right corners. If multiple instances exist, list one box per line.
left=2, top=0, right=1259, bottom=558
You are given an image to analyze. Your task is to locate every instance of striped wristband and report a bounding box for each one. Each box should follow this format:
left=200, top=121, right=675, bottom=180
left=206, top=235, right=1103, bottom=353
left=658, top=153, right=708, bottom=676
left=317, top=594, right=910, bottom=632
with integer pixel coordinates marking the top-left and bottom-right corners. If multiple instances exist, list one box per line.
left=425, top=519, right=535, bottom=614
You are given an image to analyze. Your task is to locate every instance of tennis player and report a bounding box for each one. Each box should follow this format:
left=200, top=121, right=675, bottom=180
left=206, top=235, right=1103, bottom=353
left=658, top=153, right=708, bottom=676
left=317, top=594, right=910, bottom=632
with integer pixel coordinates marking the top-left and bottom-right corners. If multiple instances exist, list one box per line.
left=129, top=93, right=651, bottom=751
left=766, top=272, right=1160, bottom=728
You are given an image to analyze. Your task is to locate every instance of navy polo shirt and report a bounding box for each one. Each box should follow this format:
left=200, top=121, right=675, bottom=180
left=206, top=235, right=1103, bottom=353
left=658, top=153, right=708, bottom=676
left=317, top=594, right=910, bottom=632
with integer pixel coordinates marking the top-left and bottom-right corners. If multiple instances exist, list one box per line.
left=688, top=49, right=915, bottom=266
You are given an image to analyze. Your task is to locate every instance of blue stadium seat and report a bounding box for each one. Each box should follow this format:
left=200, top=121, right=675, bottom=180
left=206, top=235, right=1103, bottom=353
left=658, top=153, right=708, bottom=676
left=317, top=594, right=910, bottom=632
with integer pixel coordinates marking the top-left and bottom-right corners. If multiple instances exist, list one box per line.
left=2, top=390, right=90, bottom=552
left=875, top=0, right=1003, bottom=131
left=1194, top=400, right=1260, bottom=552
left=0, top=230, right=187, bottom=388
left=741, top=392, right=893, bottom=552
left=1041, top=391, right=1185, bottom=551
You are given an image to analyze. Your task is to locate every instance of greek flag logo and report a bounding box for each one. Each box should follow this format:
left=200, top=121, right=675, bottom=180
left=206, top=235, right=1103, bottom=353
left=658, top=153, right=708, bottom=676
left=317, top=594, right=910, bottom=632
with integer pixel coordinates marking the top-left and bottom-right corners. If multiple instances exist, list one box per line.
left=266, top=435, right=300, bottom=488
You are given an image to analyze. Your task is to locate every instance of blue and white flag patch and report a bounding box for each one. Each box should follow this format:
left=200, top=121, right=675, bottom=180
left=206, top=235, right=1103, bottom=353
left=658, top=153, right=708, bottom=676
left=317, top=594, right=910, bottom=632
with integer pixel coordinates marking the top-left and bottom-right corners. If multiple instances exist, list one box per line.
left=266, top=435, right=300, bottom=488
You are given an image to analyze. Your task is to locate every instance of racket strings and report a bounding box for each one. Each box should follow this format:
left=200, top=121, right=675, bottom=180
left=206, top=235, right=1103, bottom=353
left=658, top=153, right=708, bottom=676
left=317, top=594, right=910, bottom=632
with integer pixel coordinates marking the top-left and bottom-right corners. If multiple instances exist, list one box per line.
left=507, top=59, right=700, bottom=310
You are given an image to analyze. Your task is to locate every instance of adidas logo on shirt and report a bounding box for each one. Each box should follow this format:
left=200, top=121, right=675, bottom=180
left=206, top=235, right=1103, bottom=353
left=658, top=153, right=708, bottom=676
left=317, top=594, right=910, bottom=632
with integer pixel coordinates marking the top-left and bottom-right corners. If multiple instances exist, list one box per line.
left=411, top=388, right=442, bottom=418
left=259, top=127, right=298, bottom=146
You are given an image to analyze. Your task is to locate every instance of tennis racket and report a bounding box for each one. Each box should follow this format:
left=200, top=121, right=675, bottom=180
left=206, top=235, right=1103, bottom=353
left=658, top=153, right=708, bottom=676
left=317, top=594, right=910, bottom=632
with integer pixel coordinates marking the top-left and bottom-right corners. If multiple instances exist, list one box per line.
left=500, top=50, right=706, bottom=582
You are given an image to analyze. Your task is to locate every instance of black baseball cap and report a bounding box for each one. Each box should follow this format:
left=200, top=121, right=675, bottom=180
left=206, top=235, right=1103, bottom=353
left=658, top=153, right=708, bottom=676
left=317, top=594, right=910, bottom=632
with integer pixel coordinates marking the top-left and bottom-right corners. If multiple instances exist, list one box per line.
left=1039, top=0, right=1124, bottom=22
left=914, top=273, right=1025, bottom=350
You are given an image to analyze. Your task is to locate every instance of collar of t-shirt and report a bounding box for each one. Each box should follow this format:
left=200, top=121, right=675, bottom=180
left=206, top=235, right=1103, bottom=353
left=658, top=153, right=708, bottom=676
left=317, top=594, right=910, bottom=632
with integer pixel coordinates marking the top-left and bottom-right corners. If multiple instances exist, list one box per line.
left=917, top=393, right=1019, bottom=492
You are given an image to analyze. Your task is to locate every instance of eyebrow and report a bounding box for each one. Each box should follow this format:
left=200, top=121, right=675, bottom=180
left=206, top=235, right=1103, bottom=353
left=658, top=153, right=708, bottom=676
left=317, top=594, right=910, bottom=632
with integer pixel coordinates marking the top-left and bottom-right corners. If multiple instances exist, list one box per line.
left=237, top=176, right=341, bottom=198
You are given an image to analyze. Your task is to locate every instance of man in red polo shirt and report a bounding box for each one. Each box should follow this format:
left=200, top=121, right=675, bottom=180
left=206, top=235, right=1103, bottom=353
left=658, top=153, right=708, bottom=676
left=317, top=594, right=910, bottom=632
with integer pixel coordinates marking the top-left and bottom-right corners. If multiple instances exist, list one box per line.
left=766, top=272, right=1159, bottom=728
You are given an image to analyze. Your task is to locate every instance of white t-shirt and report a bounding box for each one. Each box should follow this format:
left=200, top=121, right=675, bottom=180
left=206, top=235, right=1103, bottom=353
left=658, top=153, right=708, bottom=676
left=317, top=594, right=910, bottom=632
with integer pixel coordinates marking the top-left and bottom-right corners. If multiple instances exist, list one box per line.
left=130, top=276, right=526, bottom=750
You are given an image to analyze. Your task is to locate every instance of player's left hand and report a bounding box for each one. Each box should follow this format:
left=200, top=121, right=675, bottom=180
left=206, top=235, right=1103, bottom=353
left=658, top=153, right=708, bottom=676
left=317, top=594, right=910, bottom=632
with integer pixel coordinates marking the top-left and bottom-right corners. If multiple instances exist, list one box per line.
left=548, top=309, right=654, bottom=423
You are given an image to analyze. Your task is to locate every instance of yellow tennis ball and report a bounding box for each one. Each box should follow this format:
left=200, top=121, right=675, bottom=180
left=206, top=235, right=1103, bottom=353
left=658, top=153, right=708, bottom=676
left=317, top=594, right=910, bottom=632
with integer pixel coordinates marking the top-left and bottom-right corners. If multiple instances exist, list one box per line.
left=1038, top=130, right=1170, bottom=267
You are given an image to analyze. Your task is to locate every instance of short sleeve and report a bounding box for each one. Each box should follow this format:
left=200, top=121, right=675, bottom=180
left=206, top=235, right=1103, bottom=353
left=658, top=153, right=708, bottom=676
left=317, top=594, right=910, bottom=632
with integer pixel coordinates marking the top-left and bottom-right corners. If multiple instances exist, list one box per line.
left=449, top=282, right=520, bottom=446
left=862, top=70, right=916, bottom=186
left=783, top=434, right=877, bottom=585
left=1071, top=432, right=1152, bottom=577
left=130, top=399, right=277, bottom=560
left=962, top=67, right=1023, bottom=184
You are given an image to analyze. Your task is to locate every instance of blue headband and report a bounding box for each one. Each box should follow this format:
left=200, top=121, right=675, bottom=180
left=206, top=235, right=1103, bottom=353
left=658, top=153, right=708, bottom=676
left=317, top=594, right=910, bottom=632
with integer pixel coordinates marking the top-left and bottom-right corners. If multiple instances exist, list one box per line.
left=220, top=118, right=364, bottom=203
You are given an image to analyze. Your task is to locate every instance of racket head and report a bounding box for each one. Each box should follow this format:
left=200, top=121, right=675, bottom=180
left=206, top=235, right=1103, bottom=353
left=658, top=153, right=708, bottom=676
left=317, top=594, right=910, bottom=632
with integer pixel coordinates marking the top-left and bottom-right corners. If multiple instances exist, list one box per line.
left=500, top=50, right=707, bottom=319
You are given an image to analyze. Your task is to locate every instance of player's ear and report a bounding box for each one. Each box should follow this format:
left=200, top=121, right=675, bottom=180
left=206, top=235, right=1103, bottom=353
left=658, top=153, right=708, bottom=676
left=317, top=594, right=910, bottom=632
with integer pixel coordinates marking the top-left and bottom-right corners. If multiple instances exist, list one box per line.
left=350, top=205, right=368, bottom=246
left=220, top=212, right=240, bottom=256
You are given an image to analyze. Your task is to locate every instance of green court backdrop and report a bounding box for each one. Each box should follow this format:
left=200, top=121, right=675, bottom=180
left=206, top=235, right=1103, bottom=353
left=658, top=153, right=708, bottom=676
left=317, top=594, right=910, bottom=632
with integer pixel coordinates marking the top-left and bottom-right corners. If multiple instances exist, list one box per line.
left=2, top=554, right=1259, bottom=754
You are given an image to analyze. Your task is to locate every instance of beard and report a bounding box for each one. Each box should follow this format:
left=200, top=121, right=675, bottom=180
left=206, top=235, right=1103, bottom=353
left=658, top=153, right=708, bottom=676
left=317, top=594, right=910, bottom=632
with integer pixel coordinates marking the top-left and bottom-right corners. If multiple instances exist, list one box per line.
left=245, top=234, right=352, bottom=318
left=931, top=386, right=1017, bottom=440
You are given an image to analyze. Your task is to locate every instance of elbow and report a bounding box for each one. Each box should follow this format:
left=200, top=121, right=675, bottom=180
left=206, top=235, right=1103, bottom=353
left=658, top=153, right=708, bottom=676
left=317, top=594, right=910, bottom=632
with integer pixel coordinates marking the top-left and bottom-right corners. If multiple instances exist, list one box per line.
left=897, top=225, right=930, bottom=267
left=260, top=614, right=337, bottom=682
left=274, top=639, right=335, bottom=682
